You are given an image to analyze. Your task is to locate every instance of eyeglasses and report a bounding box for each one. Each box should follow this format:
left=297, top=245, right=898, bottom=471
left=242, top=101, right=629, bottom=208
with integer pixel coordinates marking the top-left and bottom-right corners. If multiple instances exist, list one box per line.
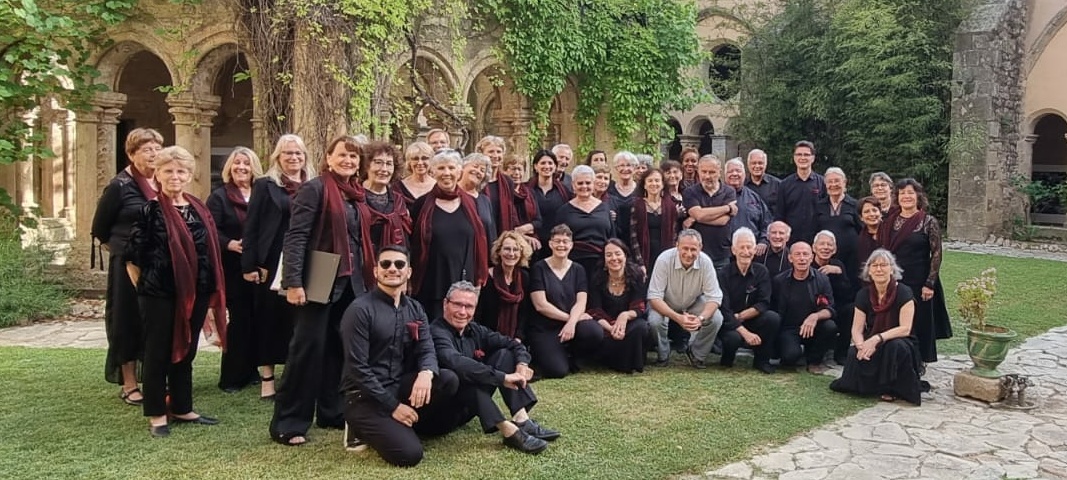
left=501, top=246, right=521, bottom=253
left=868, top=262, right=891, bottom=269
left=138, top=146, right=162, bottom=155
left=410, top=155, right=431, bottom=162
left=282, top=150, right=305, bottom=156
left=794, top=153, right=814, bottom=158
left=378, top=259, right=407, bottom=270
left=371, top=159, right=395, bottom=168
left=446, top=298, right=476, bottom=311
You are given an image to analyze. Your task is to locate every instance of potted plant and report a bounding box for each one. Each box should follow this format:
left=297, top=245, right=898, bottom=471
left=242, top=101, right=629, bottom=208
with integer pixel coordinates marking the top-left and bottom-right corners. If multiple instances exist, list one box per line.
left=956, top=267, right=1017, bottom=378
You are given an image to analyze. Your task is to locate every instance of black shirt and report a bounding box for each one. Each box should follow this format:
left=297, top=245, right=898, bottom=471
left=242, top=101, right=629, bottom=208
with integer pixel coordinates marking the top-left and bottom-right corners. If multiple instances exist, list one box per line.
left=125, top=201, right=215, bottom=297
left=92, top=169, right=150, bottom=254
left=746, top=173, right=781, bottom=217
left=528, top=260, right=587, bottom=330
left=776, top=171, right=825, bottom=243
left=682, top=182, right=737, bottom=261
left=555, top=201, right=614, bottom=262
left=339, top=288, right=438, bottom=413
left=772, top=269, right=835, bottom=327
left=606, top=182, right=637, bottom=245
left=430, top=317, right=531, bottom=387
left=717, top=262, right=773, bottom=331
left=531, top=182, right=569, bottom=244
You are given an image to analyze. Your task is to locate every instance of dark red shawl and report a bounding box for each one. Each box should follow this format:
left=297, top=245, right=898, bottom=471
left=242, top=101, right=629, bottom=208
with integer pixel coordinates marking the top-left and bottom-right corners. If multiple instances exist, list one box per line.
left=281, top=171, right=306, bottom=197
left=317, top=171, right=363, bottom=278
left=354, top=188, right=412, bottom=287
left=632, top=193, right=678, bottom=266
left=878, top=209, right=926, bottom=252
left=869, top=279, right=900, bottom=337
left=224, top=182, right=249, bottom=224
left=157, top=192, right=227, bottom=364
left=412, top=185, right=489, bottom=294
left=491, top=265, right=524, bottom=338
left=857, top=228, right=879, bottom=269
left=512, top=181, right=539, bottom=225
left=491, top=172, right=520, bottom=232
left=128, top=166, right=157, bottom=201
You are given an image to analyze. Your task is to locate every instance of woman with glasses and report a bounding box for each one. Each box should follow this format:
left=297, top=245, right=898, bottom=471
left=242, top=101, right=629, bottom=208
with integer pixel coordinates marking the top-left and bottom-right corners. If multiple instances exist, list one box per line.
left=830, top=249, right=926, bottom=405
left=394, top=141, right=436, bottom=216
left=358, top=141, right=411, bottom=276
left=868, top=172, right=894, bottom=216
left=476, top=231, right=534, bottom=339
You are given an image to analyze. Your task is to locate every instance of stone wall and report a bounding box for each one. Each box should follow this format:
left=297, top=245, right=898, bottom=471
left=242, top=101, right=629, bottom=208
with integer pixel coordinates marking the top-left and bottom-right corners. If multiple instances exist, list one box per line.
left=948, top=0, right=1028, bottom=241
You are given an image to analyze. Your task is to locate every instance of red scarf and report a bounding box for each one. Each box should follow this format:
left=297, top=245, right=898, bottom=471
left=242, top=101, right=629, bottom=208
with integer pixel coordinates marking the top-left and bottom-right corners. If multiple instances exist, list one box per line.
left=878, top=209, right=926, bottom=252
left=492, top=265, right=524, bottom=337
left=512, top=182, right=539, bottom=225
left=157, top=193, right=227, bottom=364
left=412, top=185, right=489, bottom=294
left=224, top=182, right=249, bottom=224
left=317, top=171, right=363, bottom=278
left=128, top=166, right=157, bottom=201
left=492, top=173, right=520, bottom=232
left=354, top=188, right=412, bottom=287
left=632, top=193, right=678, bottom=265
left=869, top=280, right=899, bottom=337
left=281, top=172, right=306, bottom=197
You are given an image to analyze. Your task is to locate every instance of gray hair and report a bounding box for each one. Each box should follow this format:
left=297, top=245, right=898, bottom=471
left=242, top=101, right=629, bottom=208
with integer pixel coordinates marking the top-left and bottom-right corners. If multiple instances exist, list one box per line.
left=725, top=157, right=745, bottom=171
left=768, top=220, right=792, bottom=236
left=445, top=280, right=480, bottom=301
left=860, top=248, right=904, bottom=282
left=732, top=226, right=756, bottom=246
left=551, top=143, right=573, bottom=156
left=825, top=167, right=846, bottom=181
left=677, top=228, right=703, bottom=246
left=572, top=164, right=595, bottom=180
left=635, top=154, right=654, bottom=167
left=813, top=229, right=837, bottom=245
left=869, top=171, right=893, bottom=186
left=747, top=149, right=767, bottom=162
left=266, top=134, right=317, bottom=186
left=461, top=153, right=492, bottom=190
left=429, top=148, right=463, bottom=169
left=613, top=150, right=637, bottom=166
left=698, top=154, right=721, bottom=167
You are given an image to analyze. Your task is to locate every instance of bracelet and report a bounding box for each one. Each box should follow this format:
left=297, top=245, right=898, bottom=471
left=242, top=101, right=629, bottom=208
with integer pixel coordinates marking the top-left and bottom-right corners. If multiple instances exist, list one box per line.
left=876, top=334, right=884, bottom=343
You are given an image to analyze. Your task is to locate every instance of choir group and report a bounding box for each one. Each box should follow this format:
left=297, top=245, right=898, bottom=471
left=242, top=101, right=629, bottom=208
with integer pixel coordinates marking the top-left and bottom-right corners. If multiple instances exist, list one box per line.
left=91, top=127, right=951, bottom=465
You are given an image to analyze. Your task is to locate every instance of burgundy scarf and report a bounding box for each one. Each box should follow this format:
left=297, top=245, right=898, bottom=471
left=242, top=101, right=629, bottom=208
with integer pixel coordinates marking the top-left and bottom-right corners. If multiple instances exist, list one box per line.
left=354, top=188, right=412, bottom=287
left=492, top=173, right=520, bottom=232
left=412, top=185, right=489, bottom=294
left=128, top=166, right=157, bottom=201
left=317, top=171, right=363, bottom=277
left=281, top=172, right=306, bottom=197
left=157, top=193, right=228, bottom=364
left=869, top=280, right=900, bottom=337
left=632, top=193, right=678, bottom=265
left=492, top=265, right=524, bottom=337
left=512, top=182, right=539, bottom=225
left=224, top=183, right=249, bottom=224
left=878, top=210, right=926, bottom=252
left=391, top=178, right=416, bottom=208
left=527, top=176, right=572, bottom=203
left=857, top=229, right=879, bottom=269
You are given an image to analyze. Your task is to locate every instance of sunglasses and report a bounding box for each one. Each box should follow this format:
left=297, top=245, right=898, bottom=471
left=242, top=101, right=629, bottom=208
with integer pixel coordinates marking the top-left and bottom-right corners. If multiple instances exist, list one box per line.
left=378, top=259, right=407, bottom=270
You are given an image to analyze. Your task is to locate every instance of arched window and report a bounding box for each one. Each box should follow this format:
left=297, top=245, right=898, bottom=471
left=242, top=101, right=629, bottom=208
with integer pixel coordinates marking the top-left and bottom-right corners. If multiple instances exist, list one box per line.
left=1031, top=113, right=1067, bottom=224
left=708, top=44, right=741, bottom=100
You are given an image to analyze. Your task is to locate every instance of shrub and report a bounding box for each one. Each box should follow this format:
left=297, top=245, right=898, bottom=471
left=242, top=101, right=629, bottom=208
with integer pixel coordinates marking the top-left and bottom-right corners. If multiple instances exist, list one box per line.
left=0, top=234, right=69, bottom=328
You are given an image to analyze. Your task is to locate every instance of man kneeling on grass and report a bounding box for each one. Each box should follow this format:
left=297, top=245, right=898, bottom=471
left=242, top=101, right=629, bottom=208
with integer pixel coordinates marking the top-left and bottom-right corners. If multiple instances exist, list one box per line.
left=422, top=281, right=560, bottom=454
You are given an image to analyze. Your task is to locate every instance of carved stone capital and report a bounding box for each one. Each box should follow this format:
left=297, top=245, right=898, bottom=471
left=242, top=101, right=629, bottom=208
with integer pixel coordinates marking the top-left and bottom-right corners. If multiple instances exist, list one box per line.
left=166, top=93, right=222, bottom=127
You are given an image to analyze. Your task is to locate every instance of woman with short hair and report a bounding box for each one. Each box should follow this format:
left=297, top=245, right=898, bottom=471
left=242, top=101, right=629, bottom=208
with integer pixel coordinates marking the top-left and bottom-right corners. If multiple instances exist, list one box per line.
left=555, top=165, right=614, bottom=286
left=459, top=152, right=498, bottom=250
left=125, top=146, right=227, bottom=436
left=358, top=141, right=411, bottom=264
left=868, top=172, right=894, bottom=216
left=208, top=147, right=263, bottom=393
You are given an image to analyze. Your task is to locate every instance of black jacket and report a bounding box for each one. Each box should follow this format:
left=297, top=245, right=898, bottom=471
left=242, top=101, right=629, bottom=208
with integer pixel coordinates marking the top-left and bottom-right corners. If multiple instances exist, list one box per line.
left=430, top=317, right=531, bottom=387
left=339, top=289, right=438, bottom=413
left=92, top=170, right=150, bottom=254
left=772, top=269, right=835, bottom=327
left=206, top=186, right=245, bottom=274
left=124, top=200, right=215, bottom=297
left=718, top=262, right=773, bottom=331
left=281, top=177, right=365, bottom=301
left=241, top=177, right=293, bottom=275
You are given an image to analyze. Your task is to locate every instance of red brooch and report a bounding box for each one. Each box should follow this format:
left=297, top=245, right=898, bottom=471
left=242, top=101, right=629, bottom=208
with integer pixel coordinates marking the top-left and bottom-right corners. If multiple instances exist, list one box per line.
left=816, top=295, right=830, bottom=308
left=474, top=349, right=486, bottom=360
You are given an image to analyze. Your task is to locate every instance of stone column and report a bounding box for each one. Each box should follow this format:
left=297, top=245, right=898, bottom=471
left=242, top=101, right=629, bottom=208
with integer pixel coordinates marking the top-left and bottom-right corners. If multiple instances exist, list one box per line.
left=73, top=91, right=126, bottom=246
left=15, top=111, right=37, bottom=214
left=449, top=103, right=473, bottom=151
left=679, top=134, right=701, bottom=151
left=168, top=93, right=221, bottom=199
left=711, top=135, right=731, bottom=159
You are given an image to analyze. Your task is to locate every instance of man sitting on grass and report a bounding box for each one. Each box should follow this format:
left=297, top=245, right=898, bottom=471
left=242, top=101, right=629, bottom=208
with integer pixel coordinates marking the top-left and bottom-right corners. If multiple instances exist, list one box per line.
left=422, top=281, right=560, bottom=454
left=772, top=242, right=838, bottom=374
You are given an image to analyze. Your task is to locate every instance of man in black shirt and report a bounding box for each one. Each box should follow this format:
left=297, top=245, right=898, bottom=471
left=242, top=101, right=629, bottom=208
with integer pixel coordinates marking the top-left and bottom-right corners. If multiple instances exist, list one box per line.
left=425, top=281, right=559, bottom=454
left=756, top=221, right=791, bottom=277
left=717, top=228, right=781, bottom=374
left=339, top=245, right=459, bottom=467
left=776, top=141, right=825, bottom=243
left=683, top=155, right=737, bottom=269
left=745, top=149, right=780, bottom=217
left=772, top=242, right=838, bottom=374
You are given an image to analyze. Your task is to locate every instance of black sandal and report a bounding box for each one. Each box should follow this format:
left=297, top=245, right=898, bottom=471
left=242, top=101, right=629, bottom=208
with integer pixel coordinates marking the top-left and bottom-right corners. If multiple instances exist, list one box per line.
left=260, top=375, right=276, bottom=401
left=272, top=431, right=307, bottom=446
left=121, top=388, right=144, bottom=406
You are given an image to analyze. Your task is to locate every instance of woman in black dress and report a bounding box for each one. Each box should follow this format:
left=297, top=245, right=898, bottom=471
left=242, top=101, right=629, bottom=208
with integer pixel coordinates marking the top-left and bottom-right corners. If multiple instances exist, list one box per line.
left=605, top=152, right=639, bottom=243
left=630, top=168, right=678, bottom=272
left=815, top=167, right=862, bottom=288
left=393, top=141, right=435, bottom=216
left=868, top=172, right=895, bottom=216
left=527, top=224, right=604, bottom=379
left=856, top=196, right=882, bottom=272
left=831, top=249, right=925, bottom=404
left=242, top=134, right=313, bottom=400
left=505, top=156, right=543, bottom=251
left=661, top=159, right=694, bottom=230
left=357, top=141, right=411, bottom=281
left=813, top=230, right=854, bottom=366
left=587, top=239, right=649, bottom=373
left=556, top=165, right=614, bottom=286
left=878, top=178, right=951, bottom=363
left=459, top=153, right=498, bottom=250
left=476, top=230, right=533, bottom=338
left=208, top=147, right=263, bottom=393
left=528, top=150, right=571, bottom=259
left=411, top=149, right=489, bottom=319
left=91, top=127, right=163, bottom=407
left=125, top=146, right=227, bottom=436
left=269, top=136, right=368, bottom=446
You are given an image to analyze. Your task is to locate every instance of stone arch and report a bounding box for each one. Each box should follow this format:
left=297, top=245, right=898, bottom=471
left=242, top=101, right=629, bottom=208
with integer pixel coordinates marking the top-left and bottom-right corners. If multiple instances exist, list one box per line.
left=95, top=39, right=176, bottom=93
left=112, top=46, right=176, bottom=171
left=687, top=116, right=714, bottom=136
left=547, top=78, right=580, bottom=150
left=195, top=44, right=254, bottom=189
left=706, top=42, right=742, bottom=101
left=666, top=117, right=683, bottom=160
left=466, top=64, right=530, bottom=156
left=689, top=118, right=716, bottom=156
left=388, top=52, right=460, bottom=142
left=1026, top=5, right=1067, bottom=76
left=1029, top=113, right=1067, bottom=224
left=696, top=8, right=752, bottom=32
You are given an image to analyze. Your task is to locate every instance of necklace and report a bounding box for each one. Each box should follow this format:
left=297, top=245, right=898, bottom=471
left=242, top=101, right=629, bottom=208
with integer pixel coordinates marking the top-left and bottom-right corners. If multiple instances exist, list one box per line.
left=608, top=275, right=625, bottom=287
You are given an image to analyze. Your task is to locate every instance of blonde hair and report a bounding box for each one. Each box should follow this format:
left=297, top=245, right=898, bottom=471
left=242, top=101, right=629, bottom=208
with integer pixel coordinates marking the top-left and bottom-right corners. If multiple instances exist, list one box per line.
left=475, top=135, right=506, bottom=154
left=124, top=128, right=164, bottom=157
left=402, top=141, right=434, bottom=178
left=265, top=134, right=317, bottom=186
left=154, top=146, right=196, bottom=174
left=491, top=230, right=533, bottom=268
left=221, top=147, right=264, bottom=184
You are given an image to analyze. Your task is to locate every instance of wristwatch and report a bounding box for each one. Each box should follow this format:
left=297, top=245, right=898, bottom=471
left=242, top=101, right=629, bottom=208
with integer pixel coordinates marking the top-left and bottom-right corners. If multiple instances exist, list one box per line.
left=696, top=315, right=705, bottom=324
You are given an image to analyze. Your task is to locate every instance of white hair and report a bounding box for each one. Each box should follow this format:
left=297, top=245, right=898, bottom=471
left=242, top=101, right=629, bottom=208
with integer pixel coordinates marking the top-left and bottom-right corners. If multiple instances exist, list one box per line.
left=768, top=221, right=792, bottom=236
left=825, top=167, right=846, bottom=181
left=429, top=149, right=463, bottom=169
left=572, top=164, right=595, bottom=179
left=732, top=227, right=756, bottom=246
left=725, top=157, right=745, bottom=170
left=747, top=149, right=767, bottom=161
left=635, top=154, right=654, bottom=166
left=813, top=229, right=837, bottom=245
left=551, top=143, right=573, bottom=155
left=613, top=151, right=637, bottom=166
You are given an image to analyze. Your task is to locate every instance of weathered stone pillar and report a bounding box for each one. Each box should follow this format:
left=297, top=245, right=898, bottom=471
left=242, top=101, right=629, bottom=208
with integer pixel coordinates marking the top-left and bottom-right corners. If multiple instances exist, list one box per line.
left=679, top=134, right=701, bottom=151
left=15, top=111, right=38, bottom=214
left=167, top=92, right=221, bottom=199
left=497, top=108, right=534, bottom=165
left=250, top=117, right=268, bottom=161
left=73, top=92, right=126, bottom=246
left=710, top=135, right=731, bottom=159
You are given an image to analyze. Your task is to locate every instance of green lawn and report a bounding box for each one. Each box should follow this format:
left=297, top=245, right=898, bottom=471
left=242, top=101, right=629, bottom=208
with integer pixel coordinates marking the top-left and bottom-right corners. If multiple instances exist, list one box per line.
left=0, top=251, right=1063, bottom=480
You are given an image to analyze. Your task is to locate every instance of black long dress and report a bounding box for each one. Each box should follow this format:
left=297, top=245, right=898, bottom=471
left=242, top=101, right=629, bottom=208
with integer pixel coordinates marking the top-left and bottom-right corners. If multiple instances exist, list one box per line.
left=207, top=185, right=258, bottom=390
left=884, top=214, right=952, bottom=362
left=417, top=206, right=477, bottom=319
left=830, top=284, right=926, bottom=405
left=587, top=274, right=649, bottom=373
left=241, top=178, right=295, bottom=366
left=606, top=183, right=637, bottom=245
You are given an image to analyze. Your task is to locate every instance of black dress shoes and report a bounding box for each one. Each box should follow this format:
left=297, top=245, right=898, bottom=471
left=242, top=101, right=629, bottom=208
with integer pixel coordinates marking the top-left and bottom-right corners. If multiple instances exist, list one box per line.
left=754, top=362, right=777, bottom=375
left=150, top=424, right=171, bottom=438
left=518, top=419, right=561, bottom=441
left=503, top=429, right=548, bottom=455
left=172, top=414, right=220, bottom=425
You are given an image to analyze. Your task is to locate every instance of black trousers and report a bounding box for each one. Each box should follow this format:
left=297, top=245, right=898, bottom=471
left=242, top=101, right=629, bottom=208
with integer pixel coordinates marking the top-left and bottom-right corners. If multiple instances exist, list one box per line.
left=526, top=319, right=604, bottom=379
left=778, top=320, right=838, bottom=366
left=832, top=303, right=856, bottom=362
left=139, top=294, right=208, bottom=417
left=719, top=310, right=781, bottom=367
left=597, top=318, right=650, bottom=374
left=345, top=369, right=459, bottom=467
left=418, top=350, right=537, bottom=435
left=218, top=259, right=258, bottom=389
left=269, top=289, right=354, bottom=438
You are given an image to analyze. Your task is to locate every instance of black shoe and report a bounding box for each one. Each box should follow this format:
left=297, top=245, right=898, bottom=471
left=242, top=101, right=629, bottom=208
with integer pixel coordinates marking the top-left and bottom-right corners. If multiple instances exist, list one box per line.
left=343, top=422, right=367, bottom=452
left=172, top=414, right=219, bottom=425
left=150, top=424, right=171, bottom=438
left=221, top=386, right=241, bottom=394
left=754, top=362, right=776, bottom=374
left=503, top=429, right=548, bottom=454
left=518, top=419, right=560, bottom=441
left=685, top=347, right=706, bottom=369
left=652, top=356, right=670, bottom=367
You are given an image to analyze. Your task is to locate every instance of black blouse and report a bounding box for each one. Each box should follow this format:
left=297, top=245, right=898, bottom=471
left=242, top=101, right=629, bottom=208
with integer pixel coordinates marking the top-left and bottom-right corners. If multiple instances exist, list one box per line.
left=587, top=274, right=647, bottom=324
left=854, top=284, right=915, bottom=339
left=531, top=182, right=569, bottom=243
left=528, top=260, right=587, bottom=330
left=92, top=169, right=150, bottom=254
left=475, top=268, right=531, bottom=336
left=555, top=201, right=614, bottom=261
left=125, top=201, right=215, bottom=297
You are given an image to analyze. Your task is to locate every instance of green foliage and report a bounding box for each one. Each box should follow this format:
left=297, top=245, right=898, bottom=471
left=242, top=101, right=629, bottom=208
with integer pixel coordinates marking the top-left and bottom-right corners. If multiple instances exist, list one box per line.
left=0, top=0, right=135, bottom=165
left=0, top=235, right=68, bottom=328
left=732, top=0, right=965, bottom=218
left=475, top=0, right=704, bottom=151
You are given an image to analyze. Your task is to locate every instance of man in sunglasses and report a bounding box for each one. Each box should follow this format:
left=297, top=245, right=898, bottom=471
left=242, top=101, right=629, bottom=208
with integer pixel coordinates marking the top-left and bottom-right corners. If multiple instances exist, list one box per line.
left=421, top=281, right=559, bottom=455
left=339, top=245, right=459, bottom=467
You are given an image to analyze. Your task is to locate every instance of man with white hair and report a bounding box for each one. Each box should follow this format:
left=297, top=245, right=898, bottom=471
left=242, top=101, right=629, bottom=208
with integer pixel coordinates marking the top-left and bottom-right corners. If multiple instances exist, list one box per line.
left=717, top=228, right=780, bottom=374
left=757, top=221, right=791, bottom=277
left=745, top=149, right=780, bottom=217
left=647, top=229, right=725, bottom=368
left=724, top=157, right=772, bottom=256
left=551, top=144, right=573, bottom=191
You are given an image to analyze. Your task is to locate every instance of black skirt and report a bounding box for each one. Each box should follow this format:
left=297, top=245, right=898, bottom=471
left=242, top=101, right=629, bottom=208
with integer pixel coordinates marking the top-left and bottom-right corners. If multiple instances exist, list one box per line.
left=830, top=337, right=927, bottom=405
left=104, top=253, right=142, bottom=384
